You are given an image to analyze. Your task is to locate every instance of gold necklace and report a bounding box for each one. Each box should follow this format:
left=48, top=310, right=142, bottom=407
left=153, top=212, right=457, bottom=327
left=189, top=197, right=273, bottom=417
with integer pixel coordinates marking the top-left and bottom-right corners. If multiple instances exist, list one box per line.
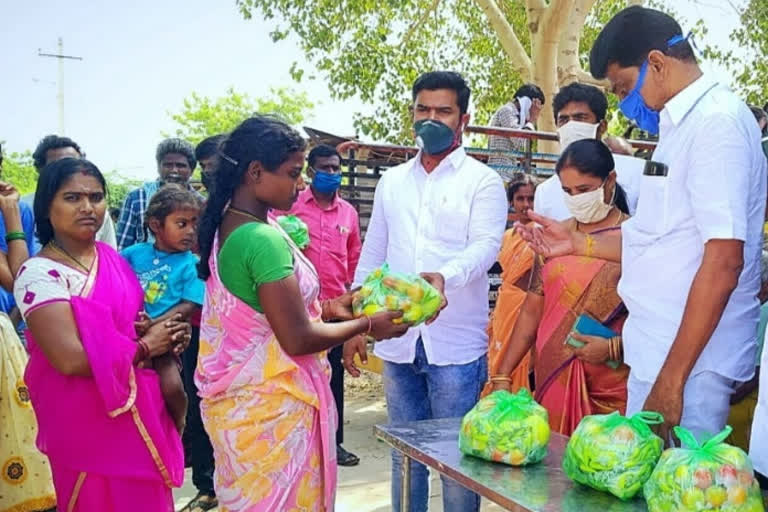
left=49, top=240, right=92, bottom=272
left=576, top=209, right=624, bottom=234
left=228, top=207, right=266, bottom=223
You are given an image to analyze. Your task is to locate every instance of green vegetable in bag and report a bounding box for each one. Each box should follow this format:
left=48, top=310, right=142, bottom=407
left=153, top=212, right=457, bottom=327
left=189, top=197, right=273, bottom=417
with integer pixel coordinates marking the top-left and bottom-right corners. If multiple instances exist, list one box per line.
left=459, top=389, right=550, bottom=466
left=563, top=411, right=664, bottom=500
left=644, top=426, right=765, bottom=512
left=352, top=263, right=442, bottom=325
left=276, top=215, right=310, bottom=249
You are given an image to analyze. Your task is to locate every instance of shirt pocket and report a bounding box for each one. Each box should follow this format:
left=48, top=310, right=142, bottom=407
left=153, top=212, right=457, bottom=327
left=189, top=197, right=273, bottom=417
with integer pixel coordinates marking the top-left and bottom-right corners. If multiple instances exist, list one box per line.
left=327, top=226, right=350, bottom=259
left=431, top=199, right=470, bottom=246
left=633, top=174, right=670, bottom=235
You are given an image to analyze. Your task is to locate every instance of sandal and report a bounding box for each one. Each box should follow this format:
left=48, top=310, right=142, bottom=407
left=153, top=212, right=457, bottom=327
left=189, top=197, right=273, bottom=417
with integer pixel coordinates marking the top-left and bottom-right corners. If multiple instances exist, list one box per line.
left=337, top=445, right=360, bottom=467
left=178, top=491, right=218, bottom=512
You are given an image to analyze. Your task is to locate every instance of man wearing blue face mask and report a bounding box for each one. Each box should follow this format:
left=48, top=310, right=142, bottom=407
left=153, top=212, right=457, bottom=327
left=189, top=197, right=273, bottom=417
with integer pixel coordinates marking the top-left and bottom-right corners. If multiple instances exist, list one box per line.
left=352, top=71, right=507, bottom=512
left=275, top=143, right=364, bottom=467
left=517, top=5, right=767, bottom=447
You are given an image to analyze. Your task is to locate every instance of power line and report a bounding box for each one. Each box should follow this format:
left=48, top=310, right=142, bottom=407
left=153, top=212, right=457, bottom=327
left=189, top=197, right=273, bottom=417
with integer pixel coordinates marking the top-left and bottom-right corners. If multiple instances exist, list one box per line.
left=37, top=37, right=83, bottom=135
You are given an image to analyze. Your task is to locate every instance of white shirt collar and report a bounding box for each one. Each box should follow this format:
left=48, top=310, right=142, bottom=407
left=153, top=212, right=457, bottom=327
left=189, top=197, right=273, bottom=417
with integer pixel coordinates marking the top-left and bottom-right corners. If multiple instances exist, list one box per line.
left=661, top=74, right=718, bottom=127
left=411, top=145, right=468, bottom=175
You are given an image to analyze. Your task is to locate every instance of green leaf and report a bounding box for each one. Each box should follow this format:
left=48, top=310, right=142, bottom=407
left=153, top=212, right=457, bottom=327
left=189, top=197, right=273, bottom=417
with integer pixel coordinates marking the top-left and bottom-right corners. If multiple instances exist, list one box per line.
left=166, top=86, right=315, bottom=145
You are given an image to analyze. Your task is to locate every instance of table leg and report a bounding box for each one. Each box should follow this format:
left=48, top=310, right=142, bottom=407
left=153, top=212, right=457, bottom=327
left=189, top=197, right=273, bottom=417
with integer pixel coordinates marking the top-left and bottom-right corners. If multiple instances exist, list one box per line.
left=401, top=454, right=411, bottom=512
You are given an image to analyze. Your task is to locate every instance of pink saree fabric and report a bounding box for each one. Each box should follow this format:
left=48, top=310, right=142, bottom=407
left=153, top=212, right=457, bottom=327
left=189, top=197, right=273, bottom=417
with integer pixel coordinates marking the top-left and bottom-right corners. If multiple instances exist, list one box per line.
left=532, top=249, right=629, bottom=436
left=196, top=221, right=337, bottom=511
left=22, top=243, right=183, bottom=511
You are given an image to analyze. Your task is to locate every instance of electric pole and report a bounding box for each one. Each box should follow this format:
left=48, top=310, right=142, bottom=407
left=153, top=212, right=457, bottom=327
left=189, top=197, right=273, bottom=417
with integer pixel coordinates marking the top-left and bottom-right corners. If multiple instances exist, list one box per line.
left=38, top=37, right=83, bottom=135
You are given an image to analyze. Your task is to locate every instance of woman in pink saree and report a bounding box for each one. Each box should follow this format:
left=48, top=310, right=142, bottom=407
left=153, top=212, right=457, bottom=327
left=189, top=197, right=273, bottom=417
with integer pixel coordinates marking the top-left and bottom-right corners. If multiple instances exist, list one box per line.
left=13, top=158, right=188, bottom=511
left=194, top=117, right=414, bottom=512
left=492, top=140, right=630, bottom=435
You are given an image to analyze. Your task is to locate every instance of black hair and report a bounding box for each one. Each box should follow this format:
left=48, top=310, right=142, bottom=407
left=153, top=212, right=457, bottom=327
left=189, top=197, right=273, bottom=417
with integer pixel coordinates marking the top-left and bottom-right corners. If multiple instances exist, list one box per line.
left=590, top=6, right=696, bottom=79
left=752, top=106, right=768, bottom=136
left=412, top=71, right=471, bottom=115
left=507, top=175, right=536, bottom=203
left=195, top=134, right=227, bottom=163
left=156, top=138, right=197, bottom=170
left=307, top=144, right=341, bottom=167
left=514, top=83, right=546, bottom=104
left=32, top=135, right=82, bottom=170
left=0, top=142, right=3, bottom=167
left=109, top=207, right=121, bottom=219
left=750, top=106, right=767, bottom=122
left=34, top=158, right=107, bottom=245
left=197, top=115, right=307, bottom=279
left=555, top=139, right=629, bottom=215
left=552, top=83, right=608, bottom=122
left=144, top=184, right=201, bottom=236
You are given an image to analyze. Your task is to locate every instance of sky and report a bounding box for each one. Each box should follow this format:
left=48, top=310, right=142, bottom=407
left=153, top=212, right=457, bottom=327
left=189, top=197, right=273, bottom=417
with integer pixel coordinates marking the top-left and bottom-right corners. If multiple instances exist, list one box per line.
left=0, top=0, right=747, bottom=181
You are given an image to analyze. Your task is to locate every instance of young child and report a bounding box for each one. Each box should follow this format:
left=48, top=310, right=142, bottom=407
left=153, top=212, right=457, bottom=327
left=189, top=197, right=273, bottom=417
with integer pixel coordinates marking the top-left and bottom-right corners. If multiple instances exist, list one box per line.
left=122, top=184, right=204, bottom=433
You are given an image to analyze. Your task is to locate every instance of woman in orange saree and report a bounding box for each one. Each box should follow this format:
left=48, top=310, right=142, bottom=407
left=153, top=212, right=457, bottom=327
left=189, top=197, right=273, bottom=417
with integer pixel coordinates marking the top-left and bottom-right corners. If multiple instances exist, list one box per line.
left=492, top=140, right=630, bottom=435
left=482, top=177, right=536, bottom=397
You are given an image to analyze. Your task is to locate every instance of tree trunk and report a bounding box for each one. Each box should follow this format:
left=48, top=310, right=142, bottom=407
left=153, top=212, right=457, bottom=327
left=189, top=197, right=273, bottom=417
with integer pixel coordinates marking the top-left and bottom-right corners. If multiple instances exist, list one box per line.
left=473, top=0, right=533, bottom=81
left=476, top=0, right=613, bottom=157
left=531, top=0, right=576, bottom=153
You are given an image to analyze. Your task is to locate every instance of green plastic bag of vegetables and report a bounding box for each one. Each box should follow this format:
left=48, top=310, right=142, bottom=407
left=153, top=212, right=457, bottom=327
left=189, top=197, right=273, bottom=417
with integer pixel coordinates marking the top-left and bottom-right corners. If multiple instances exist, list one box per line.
left=459, top=389, right=550, bottom=466
left=352, top=263, right=442, bottom=325
left=562, top=411, right=664, bottom=500
left=276, top=215, right=310, bottom=249
left=644, top=426, right=765, bottom=512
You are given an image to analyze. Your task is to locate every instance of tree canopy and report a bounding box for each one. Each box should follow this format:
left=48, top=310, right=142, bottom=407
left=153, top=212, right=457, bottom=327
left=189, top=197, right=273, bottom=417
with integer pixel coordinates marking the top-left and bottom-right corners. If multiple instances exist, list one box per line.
left=0, top=150, right=37, bottom=195
left=236, top=0, right=668, bottom=142
left=708, top=0, right=768, bottom=107
left=167, top=86, right=315, bottom=145
left=236, top=0, right=766, bottom=144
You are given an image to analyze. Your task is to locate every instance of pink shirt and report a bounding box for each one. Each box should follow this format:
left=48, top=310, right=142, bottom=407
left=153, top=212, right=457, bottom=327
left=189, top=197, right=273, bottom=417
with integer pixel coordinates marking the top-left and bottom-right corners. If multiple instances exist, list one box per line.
left=281, top=187, right=362, bottom=301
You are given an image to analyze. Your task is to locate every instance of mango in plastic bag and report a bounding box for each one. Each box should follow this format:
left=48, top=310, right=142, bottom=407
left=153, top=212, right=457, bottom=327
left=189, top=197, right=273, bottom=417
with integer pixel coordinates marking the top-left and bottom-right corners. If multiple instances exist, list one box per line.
left=352, top=263, right=441, bottom=325
left=563, top=411, right=664, bottom=500
left=459, top=389, right=550, bottom=466
left=276, top=215, right=310, bottom=249
left=643, top=426, right=765, bottom=512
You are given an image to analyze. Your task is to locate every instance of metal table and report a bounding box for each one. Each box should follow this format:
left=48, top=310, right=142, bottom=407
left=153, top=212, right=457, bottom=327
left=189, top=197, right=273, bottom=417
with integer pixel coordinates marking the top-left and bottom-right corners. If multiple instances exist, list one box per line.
left=375, top=417, right=648, bottom=512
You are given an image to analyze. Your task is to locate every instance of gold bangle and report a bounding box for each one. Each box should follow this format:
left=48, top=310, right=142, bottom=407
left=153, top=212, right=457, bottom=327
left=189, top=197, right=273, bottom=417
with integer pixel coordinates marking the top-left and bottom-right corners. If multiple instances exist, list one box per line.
left=490, top=375, right=512, bottom=382
left=584, top=234, right=595, bottom=258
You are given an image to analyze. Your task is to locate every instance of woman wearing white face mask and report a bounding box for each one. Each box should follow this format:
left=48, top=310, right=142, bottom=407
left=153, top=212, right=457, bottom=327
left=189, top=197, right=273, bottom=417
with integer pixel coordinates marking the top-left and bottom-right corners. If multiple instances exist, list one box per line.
left=490, top=139, right=631, bottom=435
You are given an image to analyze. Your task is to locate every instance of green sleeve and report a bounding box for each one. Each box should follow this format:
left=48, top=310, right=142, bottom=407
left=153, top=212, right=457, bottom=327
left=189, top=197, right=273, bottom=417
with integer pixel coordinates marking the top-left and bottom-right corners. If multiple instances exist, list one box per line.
left=217, top=222, right=294, bottom=312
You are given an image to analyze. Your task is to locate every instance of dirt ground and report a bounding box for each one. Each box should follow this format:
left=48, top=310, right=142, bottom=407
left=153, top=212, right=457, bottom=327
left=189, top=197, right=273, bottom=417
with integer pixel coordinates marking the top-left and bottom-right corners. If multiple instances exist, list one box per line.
left=173, top=371, right=504, bottom=511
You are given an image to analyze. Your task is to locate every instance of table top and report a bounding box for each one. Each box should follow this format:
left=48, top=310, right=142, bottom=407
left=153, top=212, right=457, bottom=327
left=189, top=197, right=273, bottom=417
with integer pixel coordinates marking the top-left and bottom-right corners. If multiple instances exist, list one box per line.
left=375, top=417, right=648, bottom=512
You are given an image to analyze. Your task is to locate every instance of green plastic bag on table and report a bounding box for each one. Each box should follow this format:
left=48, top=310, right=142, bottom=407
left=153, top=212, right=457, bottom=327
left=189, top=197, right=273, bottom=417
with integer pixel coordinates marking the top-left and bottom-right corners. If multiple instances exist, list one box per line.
left=458, top=389, right=550, bottom=466
left=643, top=426, right=765, bottom=512
left=562, top=411, right=664, bottom=500
left=352, top=263, right=441, bottom=325
left=276, top=215, right=310, bottom=249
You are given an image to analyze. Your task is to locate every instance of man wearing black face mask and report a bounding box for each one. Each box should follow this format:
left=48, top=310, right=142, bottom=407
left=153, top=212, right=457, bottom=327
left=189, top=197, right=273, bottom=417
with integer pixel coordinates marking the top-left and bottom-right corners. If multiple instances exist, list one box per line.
left=351, top=71, right=507, bottom=512
left=518, top=6, right=767, bottom=449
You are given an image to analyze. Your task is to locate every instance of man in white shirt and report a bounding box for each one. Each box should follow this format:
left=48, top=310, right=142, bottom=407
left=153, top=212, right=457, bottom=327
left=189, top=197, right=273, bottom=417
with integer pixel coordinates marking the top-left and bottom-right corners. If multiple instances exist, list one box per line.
left=25, top=135, right=117, bottom=248
left=486, top=83, right=544, bottom=172
left=351, top=71, right=507, bottom=512
left=519, top=6, right=767, bottom=444
left=534, top=82, right=643, bottom=220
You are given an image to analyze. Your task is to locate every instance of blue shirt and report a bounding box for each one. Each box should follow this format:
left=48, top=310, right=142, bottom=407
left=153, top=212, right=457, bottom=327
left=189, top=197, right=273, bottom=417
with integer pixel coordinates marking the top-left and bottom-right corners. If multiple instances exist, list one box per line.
left=0, top=203, right=37, bottom=314
left=121, top=242, right=205, bottom=319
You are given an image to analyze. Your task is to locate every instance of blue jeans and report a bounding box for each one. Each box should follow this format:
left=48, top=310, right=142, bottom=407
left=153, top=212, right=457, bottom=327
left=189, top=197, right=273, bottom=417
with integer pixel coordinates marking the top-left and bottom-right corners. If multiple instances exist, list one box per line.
left=384, top=339, right=487, bottom=512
